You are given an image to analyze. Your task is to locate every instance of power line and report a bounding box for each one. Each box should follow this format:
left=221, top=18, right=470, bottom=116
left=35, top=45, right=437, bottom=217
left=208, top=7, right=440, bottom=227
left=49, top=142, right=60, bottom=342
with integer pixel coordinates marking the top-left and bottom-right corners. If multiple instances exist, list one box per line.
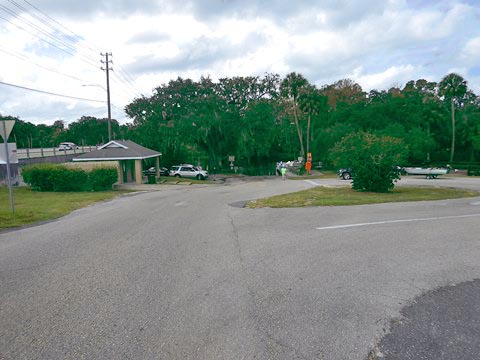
left=21, top=0, right=99, bottom=54
left=111, top=104, right=126, bottom=114
left=9, top=0, right=81, bottom=46
left=114, top=63, right=144, bottom=96
left=11, top=1, right=146, bottom=100
left=0, top=47, right=86, bottom=82
left=113, top=68, right=143, bottom=98
left=0, top=13, right=98, bottom=69
left=1, top=1, right=145, bottom=114
left=9, top=0, right=100, bottom=62
left=0, top=80, right=107, bottom=103
left=0, top=4, right=99, bottom=68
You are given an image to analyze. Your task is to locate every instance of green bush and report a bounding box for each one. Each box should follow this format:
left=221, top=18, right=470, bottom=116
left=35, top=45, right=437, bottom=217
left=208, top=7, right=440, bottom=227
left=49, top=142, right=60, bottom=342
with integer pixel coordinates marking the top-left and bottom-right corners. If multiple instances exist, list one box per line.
left=330, top=132, right=407, bottom=192
left=22, top=163, right=60, bottom=191
left=88, top=167, right=118, bottom=190
left=467, top=167, right=480, bottom=176
left=22, top=164, right=117, bottom=192
left=51, top=167, right=88, bottom=192
left=241, top=166, right=275, bottom=176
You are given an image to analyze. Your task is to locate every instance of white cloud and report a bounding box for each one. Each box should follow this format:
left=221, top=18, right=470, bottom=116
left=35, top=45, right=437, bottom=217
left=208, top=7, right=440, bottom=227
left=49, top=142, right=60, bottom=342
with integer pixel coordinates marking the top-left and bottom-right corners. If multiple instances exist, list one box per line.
left=352, top=65, right=417, bottom=91
left=460, top=36, right=480, bottom=65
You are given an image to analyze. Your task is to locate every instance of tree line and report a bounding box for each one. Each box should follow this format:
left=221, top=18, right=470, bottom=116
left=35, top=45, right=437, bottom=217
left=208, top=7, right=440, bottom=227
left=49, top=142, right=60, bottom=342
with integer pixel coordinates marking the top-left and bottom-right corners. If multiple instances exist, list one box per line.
left=2, top=72, right=479, bottom=172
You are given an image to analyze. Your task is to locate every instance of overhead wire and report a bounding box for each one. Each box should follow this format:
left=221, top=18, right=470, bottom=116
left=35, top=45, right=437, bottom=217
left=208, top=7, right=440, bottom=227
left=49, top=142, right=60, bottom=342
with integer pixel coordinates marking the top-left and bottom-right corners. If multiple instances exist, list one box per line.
left=113, top=68, right=144, bottom=98
left=9, top=0, right=84, bottom=48
left=0, top=80, right=107, bottom=103
left=9, top=0, right=102, bottom=65
left=21, top=0, right=99, bottom=54
left=17, top=0, right=144, bottom=100
left=0, top=3, right=99, bottom=68
left=1, top=0, right=143, bottom=120
left=0, top=47, right=86, bottom=82
left=114, top=63, right=144, bottom=96
left=0, top=14, right=88, bottom=63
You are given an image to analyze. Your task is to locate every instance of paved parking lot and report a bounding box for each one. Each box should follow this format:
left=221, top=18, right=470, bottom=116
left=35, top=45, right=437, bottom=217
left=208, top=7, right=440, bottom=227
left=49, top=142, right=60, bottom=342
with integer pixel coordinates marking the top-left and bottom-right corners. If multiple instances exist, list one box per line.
left=1, top=176, right=479, bottom=359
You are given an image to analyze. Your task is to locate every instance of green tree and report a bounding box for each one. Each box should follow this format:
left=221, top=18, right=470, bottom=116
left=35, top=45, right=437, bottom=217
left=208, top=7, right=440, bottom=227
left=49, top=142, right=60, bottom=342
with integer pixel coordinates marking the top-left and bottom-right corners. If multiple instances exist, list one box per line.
left=438, top=73, right=468, bottom=163
left=66, top=116, right=120, bottom=145
left=298, top=86, right=328, bottom=157
left=331, top=132, right=407, bottom=192
left=280, top=72, right=309, bottom=158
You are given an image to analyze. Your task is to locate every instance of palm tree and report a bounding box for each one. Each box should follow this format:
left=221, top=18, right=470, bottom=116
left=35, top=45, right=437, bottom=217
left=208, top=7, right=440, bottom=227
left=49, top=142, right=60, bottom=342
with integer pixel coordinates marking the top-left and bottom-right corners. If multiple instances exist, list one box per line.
left=298, top=87, right=325, bottom=156
left=280, top=72, right=308, bottom=158
left=438, top=73, right=467, bottom=163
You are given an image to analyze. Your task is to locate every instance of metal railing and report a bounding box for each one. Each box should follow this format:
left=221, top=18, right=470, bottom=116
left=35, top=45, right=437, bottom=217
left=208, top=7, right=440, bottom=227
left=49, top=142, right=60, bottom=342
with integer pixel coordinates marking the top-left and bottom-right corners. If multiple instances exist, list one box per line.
left=16, top=146, right=98, bottom=160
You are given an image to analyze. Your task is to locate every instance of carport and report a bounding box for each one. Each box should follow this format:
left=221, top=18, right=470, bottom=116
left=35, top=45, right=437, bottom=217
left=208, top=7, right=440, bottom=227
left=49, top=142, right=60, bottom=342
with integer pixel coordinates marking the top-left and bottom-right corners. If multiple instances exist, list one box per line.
left=73, top=140, right=162, bottom=185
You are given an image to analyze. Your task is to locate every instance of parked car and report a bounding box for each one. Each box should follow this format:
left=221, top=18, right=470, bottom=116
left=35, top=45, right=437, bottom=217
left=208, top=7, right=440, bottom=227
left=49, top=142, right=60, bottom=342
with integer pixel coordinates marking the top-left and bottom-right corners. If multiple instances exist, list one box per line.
left=143, top=166, right=169, bottom=176
left=169, top=164, right=208, bottom=180
left=58, top=142, right=77, bottom=150
left=338, top=168, right=353, bottom=180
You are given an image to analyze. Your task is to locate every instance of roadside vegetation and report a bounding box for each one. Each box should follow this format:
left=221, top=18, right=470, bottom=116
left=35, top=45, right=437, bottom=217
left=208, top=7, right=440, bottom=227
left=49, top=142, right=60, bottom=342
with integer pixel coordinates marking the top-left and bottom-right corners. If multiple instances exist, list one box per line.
left=330, top=132, right=407, bottom=192
left=246, top=186, right=479, bottom=208
left=22, top=164, right=117, bottom=192
left=0, top=187, right=126, bottom=230
left=3, top=72, right=480, bottom=176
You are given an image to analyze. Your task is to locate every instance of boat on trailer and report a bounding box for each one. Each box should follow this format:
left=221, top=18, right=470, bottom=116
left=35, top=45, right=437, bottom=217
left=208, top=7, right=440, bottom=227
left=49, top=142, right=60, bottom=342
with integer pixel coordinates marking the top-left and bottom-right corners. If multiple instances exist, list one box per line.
left=403, top=167, right=450, bottom=179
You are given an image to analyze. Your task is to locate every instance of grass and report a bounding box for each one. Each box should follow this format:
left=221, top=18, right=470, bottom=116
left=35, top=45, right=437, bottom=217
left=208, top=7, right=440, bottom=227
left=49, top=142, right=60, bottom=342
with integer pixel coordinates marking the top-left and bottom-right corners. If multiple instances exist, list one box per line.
left=0, top=186, right=127, bottom=230
left=246, top=185, right=479, bottom=208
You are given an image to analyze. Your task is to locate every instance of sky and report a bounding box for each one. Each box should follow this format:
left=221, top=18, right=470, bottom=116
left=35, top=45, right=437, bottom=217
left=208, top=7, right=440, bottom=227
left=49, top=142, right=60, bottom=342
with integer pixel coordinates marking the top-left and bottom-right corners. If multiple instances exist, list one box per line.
left=0, top=0, right=479, bottom=126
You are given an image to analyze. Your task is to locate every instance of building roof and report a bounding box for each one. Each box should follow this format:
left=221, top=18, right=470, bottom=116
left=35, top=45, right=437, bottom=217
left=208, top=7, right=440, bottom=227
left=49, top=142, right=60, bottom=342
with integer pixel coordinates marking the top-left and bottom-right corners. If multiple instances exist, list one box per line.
left=73, top=140, right=162, bottom=161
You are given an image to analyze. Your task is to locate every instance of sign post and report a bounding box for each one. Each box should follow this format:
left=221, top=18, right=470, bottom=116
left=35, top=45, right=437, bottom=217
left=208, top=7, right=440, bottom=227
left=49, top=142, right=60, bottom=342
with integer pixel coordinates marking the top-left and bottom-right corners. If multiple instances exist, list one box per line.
left=0, top=119, right=15, bottom=213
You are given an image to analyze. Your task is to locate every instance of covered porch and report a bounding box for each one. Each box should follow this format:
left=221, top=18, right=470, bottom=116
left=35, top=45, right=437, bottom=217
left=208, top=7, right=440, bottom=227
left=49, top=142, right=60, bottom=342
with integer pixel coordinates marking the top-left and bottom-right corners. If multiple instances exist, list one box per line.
left=73, top=140, right=162, bottom=185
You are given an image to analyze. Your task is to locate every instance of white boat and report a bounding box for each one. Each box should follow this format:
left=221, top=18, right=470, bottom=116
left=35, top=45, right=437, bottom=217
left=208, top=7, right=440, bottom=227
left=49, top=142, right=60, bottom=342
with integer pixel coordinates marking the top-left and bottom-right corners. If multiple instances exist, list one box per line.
left=403, top=167, right=450, bottom=179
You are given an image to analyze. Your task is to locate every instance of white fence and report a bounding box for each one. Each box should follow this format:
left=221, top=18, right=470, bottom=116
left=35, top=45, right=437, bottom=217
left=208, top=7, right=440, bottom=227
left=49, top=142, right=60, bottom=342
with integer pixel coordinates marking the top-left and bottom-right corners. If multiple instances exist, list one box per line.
left=16, top=146, right=98, bottom=159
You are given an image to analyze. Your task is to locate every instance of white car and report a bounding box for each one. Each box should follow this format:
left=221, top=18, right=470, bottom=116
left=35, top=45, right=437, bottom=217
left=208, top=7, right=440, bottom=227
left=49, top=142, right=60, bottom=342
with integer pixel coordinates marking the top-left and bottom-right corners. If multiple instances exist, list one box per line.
left=58, top=142, right=77, bottom=150
left=169, top=164, right=208, bottom=180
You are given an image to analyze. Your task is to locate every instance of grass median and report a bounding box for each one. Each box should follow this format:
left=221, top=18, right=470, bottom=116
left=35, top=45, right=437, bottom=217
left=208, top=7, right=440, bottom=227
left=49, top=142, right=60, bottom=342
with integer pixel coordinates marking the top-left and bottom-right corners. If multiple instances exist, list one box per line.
left=0, top=187, right=127, bottom=230
left=246, top=186, right=479, bottom=208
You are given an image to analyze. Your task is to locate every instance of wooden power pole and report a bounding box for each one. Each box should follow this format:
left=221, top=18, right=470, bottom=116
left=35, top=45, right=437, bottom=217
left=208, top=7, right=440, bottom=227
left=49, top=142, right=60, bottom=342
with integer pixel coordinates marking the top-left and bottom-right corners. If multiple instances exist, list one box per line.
left=101, top=52, right=113, bottom=141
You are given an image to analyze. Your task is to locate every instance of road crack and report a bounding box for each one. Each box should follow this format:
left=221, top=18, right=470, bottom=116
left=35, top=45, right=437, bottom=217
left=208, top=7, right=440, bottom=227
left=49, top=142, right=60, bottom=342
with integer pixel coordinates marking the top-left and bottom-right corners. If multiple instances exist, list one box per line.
left=227, top=210, right=311, bottom=360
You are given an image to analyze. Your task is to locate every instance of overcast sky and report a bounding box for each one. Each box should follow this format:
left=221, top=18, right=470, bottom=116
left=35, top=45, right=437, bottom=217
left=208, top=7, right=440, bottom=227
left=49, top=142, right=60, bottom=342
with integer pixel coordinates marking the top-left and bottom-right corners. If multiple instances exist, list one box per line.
left=0, top=0, right=479, bottom=126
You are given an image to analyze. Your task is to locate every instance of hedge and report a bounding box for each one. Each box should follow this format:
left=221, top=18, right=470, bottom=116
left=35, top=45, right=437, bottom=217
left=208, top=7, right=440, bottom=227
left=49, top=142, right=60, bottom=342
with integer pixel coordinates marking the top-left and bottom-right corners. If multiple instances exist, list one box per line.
left=22, top=164, right=118, bottom=192
left=89, top=167, right=118, bottom=191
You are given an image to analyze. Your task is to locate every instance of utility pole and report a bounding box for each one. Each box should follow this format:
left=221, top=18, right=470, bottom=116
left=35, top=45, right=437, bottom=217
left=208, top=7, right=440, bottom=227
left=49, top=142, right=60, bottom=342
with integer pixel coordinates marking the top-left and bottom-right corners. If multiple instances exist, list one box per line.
left=101, top=52, right=113, bottom=141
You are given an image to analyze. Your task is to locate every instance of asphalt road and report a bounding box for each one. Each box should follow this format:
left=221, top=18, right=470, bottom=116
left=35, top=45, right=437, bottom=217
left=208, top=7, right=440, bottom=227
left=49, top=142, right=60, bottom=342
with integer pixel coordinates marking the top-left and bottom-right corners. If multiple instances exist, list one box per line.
left=1, top=176, right=480, bottom=359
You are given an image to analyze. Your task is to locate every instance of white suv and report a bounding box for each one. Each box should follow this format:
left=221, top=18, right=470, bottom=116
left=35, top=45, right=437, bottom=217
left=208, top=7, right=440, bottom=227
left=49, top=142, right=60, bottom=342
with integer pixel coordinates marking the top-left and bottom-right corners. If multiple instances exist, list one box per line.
left=169, top=164, right=208, bottom=180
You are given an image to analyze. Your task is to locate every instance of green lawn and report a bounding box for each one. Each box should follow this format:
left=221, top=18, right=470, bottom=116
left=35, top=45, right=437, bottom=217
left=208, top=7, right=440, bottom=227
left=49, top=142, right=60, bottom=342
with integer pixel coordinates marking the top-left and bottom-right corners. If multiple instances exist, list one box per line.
left=246, top=186, right=479, bottom=208
left=0, top=187, right=127, bottom=230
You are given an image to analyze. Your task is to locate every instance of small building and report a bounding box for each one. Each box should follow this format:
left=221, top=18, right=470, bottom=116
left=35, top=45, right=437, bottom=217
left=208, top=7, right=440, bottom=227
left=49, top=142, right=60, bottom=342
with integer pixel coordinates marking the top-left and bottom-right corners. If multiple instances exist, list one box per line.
left=73, top=140, right=162, bottom=185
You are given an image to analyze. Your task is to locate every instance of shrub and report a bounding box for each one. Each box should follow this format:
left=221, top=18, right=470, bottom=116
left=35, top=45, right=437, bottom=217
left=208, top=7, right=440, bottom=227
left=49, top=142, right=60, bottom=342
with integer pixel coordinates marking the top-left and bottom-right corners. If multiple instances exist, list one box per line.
left=88, top=167, right=118, bottom=190
left=51, top=167, right=88, bottom=192
left=467, top=167, right=480, bottom=176
left=330, top=132, right=407, bottom=192
left=22, top=163, right=60, bottom=191
left=22, top=163, right=114, bottom=192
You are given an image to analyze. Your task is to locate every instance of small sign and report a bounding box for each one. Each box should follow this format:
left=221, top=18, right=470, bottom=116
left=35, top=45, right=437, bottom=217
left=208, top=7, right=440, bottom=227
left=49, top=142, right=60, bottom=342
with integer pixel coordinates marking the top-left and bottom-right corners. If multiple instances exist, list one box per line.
left=0, top=143, right=18, bottom=164
left=228, top=155, right=235, bottom=162
left=0, top=120, right=15, bottom=141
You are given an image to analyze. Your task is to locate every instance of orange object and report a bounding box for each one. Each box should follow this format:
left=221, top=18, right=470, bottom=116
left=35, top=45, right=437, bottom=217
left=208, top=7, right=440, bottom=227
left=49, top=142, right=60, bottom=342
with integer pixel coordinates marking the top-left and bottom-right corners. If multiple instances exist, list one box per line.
left=305, top=161, right=312, bottom=171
